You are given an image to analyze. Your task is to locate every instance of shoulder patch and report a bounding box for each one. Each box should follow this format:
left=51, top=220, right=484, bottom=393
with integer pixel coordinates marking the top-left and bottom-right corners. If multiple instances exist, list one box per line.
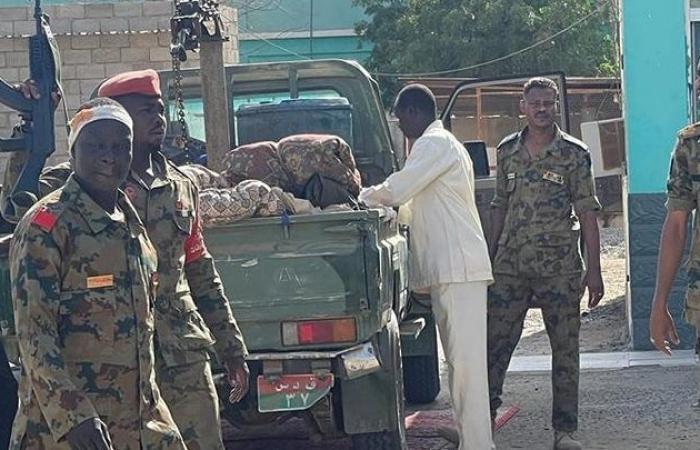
left=497, top=132, right=519, bottom=149
left=679, top=122, right=700, bottom=140
left=31, top=206, right=58, bottom=232
left=560, top=132, right=589, bottom=151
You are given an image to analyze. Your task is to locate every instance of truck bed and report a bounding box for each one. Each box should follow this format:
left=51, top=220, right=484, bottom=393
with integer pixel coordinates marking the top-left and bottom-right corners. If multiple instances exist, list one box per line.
left=203, top=209, right=407, bottom=352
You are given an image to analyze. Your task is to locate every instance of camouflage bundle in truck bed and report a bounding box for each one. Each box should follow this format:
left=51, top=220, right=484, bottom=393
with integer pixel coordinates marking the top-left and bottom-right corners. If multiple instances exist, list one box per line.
left=277, top=134, right=361, bottom=196
left=222, top=141, right=292, bottom=189
left=177, top=163, right=229, bottom=190
left=222, top=134, right=362, bottom=197
left=199, top=180, right=287, bottom=226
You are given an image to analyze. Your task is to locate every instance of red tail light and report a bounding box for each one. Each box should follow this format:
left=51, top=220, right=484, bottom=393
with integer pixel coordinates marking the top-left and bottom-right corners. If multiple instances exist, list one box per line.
left=282, top=318, right=357, bottom=346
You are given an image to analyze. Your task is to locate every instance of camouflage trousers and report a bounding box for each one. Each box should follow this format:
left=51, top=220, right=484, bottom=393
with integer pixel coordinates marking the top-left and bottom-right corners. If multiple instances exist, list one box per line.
left=0, top=341, right=17, bottom=450
left=487, top=274, right=582, bottom=432
left=157, top=357, right=225, bottom=450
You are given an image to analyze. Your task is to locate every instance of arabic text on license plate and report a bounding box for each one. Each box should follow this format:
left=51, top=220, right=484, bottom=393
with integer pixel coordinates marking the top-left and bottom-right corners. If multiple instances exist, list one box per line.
left=257, top=373, right=334, bottom=413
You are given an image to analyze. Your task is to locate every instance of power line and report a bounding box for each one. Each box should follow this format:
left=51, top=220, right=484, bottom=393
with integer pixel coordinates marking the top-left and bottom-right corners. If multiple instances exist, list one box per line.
left=240, top=25, right=310, bottom=57
left=372, top=6, right=603, bottom=78
left=238, top=24, right=313, bottom=60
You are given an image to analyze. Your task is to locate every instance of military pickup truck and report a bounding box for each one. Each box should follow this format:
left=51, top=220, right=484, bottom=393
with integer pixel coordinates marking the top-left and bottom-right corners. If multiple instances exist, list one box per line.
left=159, top=59, right=441, bottom=450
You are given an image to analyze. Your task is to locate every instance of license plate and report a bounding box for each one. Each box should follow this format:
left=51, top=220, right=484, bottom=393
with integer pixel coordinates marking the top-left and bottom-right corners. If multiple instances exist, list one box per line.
left=257, top=373, right=334, bottom=413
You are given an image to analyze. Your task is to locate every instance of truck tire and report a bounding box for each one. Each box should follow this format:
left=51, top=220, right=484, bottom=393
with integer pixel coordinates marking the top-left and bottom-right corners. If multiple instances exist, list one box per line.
left=351, top=314, right=407, bottom=450
left=402, top=314, right=440, bottom=404
left=403, top=353, right=440, bottom=404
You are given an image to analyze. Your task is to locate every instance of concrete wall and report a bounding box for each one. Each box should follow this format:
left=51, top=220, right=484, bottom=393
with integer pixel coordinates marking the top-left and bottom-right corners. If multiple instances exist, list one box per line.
left=622, top=0, right=695, bottom=349
left=0, top=1, right=238, bottom=171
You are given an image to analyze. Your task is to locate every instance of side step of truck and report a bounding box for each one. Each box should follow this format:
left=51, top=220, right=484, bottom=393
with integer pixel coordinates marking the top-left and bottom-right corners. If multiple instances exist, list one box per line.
left=399, top=317, right=426, bottom=339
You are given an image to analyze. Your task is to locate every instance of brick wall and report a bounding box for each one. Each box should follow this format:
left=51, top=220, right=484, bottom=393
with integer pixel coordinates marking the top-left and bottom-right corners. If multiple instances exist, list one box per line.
left=0, top=1, right=239, bottom=173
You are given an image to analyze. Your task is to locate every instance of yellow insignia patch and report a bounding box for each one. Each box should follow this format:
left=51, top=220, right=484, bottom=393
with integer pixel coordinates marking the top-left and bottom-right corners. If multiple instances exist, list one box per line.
left=543, top=171, right=564, bottom=185
left=87, top=274, right=114, bottom=289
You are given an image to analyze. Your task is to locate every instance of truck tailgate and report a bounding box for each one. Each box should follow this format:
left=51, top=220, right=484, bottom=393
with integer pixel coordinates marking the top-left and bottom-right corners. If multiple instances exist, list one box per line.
left=203, top=210, right=388, bottom=351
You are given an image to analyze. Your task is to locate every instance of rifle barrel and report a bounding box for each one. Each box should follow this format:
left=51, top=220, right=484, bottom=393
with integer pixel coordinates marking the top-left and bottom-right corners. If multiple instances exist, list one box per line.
left=35, top=0, right=42, bottom=34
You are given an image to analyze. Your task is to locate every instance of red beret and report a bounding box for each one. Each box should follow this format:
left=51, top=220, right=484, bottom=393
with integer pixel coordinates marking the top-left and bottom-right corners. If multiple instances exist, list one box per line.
left=98, top=69, right=161, bottom=98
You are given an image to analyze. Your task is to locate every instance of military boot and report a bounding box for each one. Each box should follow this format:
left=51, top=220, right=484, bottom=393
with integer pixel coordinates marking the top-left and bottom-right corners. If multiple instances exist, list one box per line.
left=553, top=430, right=582, bottom=450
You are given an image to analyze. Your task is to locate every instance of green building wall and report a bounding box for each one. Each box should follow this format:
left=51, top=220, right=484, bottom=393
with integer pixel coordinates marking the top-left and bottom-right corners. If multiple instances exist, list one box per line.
left=234, top=0, right=372, bottom=63
left=622, top=0, right=694, bottom=350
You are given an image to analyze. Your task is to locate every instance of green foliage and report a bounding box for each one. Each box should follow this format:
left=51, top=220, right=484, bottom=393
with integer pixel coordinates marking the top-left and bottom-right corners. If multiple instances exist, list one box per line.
left=354, top=0, right=618, bottom=101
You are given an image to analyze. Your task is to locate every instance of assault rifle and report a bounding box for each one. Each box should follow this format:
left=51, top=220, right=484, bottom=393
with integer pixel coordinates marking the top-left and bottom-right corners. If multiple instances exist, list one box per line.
left=0, top=0, right=62, bottom=218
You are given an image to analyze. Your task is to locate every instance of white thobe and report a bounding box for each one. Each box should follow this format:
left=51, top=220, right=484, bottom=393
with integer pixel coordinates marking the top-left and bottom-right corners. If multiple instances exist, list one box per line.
left=360, top=120, right=494, bottom=450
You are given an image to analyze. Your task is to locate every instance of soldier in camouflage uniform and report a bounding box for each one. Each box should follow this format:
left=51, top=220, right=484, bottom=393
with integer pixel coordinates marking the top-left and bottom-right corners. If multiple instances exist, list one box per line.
left=650, top=122, right=700, bottom=355
left=488, top=78, right=604, bottom=450
left=3, top=71, right=249, bottom=450
left=10, top=98, right=187, bottom=450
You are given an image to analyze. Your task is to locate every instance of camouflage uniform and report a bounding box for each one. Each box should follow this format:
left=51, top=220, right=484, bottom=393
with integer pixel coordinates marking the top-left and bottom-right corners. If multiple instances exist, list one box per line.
left=665, top=123, right=700, bottom=328
left=2, top=152, right=248, bottom=450
left=488, top=126, right=601, bottom=432
left=9, top=176, right=186, bottom=450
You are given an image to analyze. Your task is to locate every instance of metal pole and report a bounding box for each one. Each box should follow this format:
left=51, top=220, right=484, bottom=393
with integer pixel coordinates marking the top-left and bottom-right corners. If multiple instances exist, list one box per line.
left=200, top=39, right=231, bottom=171
left=309, top=0, right=314, bottom=59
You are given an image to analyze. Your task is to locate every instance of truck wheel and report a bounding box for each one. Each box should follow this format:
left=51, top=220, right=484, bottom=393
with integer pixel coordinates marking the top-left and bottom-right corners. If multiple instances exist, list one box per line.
left=403, top=353, right=440, bottom=404
left=402, top=313, right=440, bottom=404
left=351, top=315, right=407, bottom=450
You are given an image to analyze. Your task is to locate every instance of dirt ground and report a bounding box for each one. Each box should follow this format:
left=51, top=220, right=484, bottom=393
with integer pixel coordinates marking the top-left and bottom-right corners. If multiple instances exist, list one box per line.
left=223, top=225, right=700, bottom=450
left=493, top=365, right=700, bottom=450
left=516, top=225, right=629, bottom=356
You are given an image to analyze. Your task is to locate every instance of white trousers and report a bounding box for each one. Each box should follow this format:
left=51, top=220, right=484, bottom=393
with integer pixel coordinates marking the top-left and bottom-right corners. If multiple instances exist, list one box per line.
left=430, top=281, right=494, bottom=450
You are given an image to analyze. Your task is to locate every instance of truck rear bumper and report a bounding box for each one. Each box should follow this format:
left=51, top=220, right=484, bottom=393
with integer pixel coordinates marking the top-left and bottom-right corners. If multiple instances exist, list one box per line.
left=246, top=340, right=381, bottom=381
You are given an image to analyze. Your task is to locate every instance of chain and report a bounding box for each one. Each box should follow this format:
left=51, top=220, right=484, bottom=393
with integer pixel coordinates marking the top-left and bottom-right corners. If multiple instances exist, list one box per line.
left=171, top=50, right=189, bottom=153
left=171, top=0, right=189, bottom=154
left=169, top=0, right=223, bottom=157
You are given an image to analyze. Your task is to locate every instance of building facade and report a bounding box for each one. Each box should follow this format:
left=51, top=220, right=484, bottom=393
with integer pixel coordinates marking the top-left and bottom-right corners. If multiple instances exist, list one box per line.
left=233, top=0, right=372, bottom=63
left=622, top=0, right=696, bottom=349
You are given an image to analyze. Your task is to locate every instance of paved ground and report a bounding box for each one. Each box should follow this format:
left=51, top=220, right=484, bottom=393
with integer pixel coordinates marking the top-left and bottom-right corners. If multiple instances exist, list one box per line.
left=224, top=227, right=700, bottom=449
left=224, top=361, right=700, bottom=450
left=494, top=365, right=700, bottom=450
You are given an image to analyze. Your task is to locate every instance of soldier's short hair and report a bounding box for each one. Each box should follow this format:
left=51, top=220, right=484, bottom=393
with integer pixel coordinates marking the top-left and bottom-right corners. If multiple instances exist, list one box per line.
left=394, top=84, right=437, bottom=118
left=523, top=77, right=559, bottom=96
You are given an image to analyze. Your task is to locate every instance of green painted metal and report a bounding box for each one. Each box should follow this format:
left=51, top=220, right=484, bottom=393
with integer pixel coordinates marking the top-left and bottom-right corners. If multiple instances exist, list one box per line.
left=204, top=211, right=406, bottom=352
